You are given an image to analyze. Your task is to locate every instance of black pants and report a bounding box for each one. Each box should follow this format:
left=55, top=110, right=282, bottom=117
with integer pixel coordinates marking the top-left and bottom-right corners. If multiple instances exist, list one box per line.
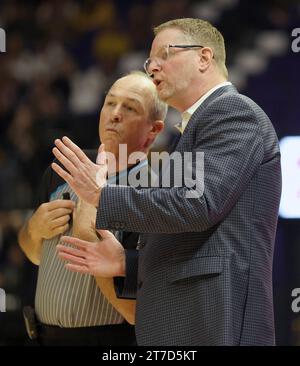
left=37, top=323, right=136, bottom=346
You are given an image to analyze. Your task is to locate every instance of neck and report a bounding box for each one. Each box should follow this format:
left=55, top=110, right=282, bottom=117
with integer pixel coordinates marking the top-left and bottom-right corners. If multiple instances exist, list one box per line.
left=105, top=146, right=148, bottom=176
left=171, top=74, right=227, bottom=112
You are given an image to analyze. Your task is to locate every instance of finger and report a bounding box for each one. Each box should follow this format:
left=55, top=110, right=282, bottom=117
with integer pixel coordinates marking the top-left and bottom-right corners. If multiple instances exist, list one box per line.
left=57, top=251, right=87, bottom=266
left=49, top=207, right=73, bottom=219
left=54, top=138, right=82, bottom=167
left=51, top=162, right=75, bottom=187
left=56, top=244, right=86, bottom=258
left=48, top=200, right=75, bottom=211
left=51, top=215, right=71, bottom=229
left=40, top=201, right=73, bottom=216
left=60, top=235, right=90, bottom=250
left=52, top=223, right=69, bottom=236
left=62, top=136, right=91, bottom=164
left=52, top=147, right=77, bottom=175
left=96, top=229, right=115, bottom=239
left=96, top=144, right=106, bottom=165
left=48, top=204, right=75, bottom=219
left=65, top=263, right=91, bottom=274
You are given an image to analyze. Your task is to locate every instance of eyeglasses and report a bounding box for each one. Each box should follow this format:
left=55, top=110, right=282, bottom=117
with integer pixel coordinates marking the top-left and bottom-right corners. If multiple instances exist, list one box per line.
left=144, top=44, right=204, bottom=77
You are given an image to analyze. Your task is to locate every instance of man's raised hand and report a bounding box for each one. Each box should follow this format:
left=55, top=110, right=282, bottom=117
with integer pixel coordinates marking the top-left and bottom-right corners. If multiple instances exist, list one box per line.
left=51, top=136, right=107, bottom=207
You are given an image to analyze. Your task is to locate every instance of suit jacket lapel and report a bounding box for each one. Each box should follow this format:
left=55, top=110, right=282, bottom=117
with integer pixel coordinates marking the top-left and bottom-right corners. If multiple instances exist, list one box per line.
left=168, top=129, right=182, bottom=153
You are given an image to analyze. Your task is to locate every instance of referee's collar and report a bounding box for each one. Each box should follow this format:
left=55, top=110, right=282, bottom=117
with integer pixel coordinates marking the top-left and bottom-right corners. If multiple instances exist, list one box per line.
left=107, top=159, right=148, bottom=184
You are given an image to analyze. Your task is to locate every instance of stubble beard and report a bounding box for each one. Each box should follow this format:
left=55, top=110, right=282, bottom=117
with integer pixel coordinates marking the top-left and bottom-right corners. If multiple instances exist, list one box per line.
left=158, top=77, right=189, bottom=107
left=157, top=82, right=175, bottom=103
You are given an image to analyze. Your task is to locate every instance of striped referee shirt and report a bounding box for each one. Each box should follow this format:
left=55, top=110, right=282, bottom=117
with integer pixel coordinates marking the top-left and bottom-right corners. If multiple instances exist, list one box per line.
left=34, top=151, right=143, bottom=327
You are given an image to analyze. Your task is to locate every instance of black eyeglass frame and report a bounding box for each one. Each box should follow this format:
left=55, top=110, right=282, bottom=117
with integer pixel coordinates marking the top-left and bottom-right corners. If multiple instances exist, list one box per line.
left=168, top=44, right=204, bottom=49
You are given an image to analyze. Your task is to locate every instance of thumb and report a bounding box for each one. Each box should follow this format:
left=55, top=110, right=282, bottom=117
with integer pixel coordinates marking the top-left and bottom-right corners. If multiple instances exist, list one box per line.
left=96, top=144, right=106, bottom=165
left=96, top=229, right=114, bottom=239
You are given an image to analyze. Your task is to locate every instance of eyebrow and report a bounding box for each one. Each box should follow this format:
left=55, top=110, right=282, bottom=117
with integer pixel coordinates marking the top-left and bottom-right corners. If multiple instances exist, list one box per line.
left=150, top=44, right=170, bottom=56
left=106, top=93, right=142, bottom=106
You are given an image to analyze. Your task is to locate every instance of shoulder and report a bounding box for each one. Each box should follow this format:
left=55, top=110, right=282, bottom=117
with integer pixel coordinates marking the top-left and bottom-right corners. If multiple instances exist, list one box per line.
left=187, top=90, right=265, bottom=147
left=205, top=89, right=267, bottom=122
left=189, top=90, right=267, bottom=136
left=42, top=149, right=98, bottom=197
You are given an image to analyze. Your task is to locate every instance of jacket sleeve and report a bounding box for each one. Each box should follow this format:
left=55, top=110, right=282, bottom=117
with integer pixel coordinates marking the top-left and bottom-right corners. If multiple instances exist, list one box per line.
left=96, top=94, right=264, bottom=234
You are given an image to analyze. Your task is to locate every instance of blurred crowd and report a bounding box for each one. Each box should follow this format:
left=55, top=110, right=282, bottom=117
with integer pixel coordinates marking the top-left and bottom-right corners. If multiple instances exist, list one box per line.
left=0, top=0, right=298, bottom=345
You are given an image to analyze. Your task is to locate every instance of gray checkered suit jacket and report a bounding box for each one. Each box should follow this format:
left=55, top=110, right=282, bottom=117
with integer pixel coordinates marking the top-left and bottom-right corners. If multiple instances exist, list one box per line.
left=96, top=85, right=282, bottom=346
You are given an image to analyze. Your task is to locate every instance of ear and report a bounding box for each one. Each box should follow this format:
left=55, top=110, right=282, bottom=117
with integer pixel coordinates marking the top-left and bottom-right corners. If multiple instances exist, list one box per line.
left=150, top=120, right=164, bottom=135
left=144, top=120, right=165, bottom=148
left=198, top=47, right=214, bottom=72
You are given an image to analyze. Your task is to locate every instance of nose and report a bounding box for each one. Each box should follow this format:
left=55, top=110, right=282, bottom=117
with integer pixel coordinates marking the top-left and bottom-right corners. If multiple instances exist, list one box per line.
left=111, top=105, right=122, bottom=122
left=147, top=58, right=162, bottom=78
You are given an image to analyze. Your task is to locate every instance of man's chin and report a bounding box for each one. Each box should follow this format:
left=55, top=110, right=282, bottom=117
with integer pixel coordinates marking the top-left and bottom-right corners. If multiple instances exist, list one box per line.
left=157, top=89, right=172, bottom=102
left=101, top=139, right=119, bottom=152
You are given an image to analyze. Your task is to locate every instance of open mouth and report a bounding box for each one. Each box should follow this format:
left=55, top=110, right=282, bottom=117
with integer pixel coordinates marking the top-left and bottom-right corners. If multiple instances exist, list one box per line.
left=154, top=79, right=162, bottom=87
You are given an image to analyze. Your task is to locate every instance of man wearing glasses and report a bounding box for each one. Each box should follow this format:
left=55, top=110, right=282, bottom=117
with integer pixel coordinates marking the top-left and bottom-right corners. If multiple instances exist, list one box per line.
left=54, top=18, right=281, bottom=346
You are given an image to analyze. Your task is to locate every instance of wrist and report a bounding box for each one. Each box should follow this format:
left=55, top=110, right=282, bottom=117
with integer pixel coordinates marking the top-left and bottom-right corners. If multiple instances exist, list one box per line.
left=116, top=248, right=126, bottom=277
left=27, top=217, right=42, bottom=242
left=94, top=187, right=102, bottom=208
